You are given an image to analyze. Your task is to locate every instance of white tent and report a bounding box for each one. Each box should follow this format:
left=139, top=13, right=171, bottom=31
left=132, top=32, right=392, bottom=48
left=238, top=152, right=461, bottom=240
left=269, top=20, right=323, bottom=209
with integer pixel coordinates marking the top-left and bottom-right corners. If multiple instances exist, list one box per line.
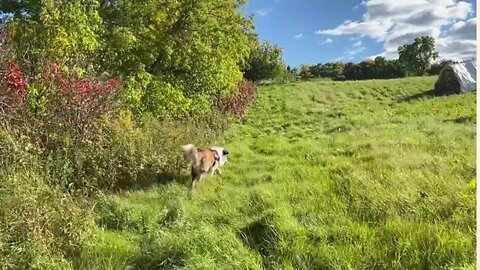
left=451, top=61, right=477, bottom=93
left=435, top=60, right=477, bottom=95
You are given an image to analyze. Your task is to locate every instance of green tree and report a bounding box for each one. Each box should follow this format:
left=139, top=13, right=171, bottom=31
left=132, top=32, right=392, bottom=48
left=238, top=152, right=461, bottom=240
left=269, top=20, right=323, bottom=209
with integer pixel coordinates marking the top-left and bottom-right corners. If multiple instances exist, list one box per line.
left=243, top=40, right=285, bottom=82
left=299, top=64, right=312, bottom=80
left=98, top=0, right=254, bottom=112
left=427, top=59, right=455, bottom=75
left=3, top=0, right=255, bottom=117
left=398, top=36, right=439, bottom=76
left=317, top=62, right=345, bottom=79
left=3, top=0, right=102, bottom=73
left=309, top=64, right=322, bottom=78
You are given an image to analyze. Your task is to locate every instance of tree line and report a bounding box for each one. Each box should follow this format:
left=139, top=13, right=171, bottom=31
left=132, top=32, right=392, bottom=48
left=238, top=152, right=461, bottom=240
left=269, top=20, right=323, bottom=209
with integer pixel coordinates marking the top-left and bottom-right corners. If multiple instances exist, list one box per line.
left=244, top=36, right=466, bottom=83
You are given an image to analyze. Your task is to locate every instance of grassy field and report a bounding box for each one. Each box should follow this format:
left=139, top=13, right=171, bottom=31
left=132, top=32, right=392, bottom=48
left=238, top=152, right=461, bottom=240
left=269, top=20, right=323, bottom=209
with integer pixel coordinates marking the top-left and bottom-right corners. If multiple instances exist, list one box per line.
left=79, top=76, right=476, bottom=269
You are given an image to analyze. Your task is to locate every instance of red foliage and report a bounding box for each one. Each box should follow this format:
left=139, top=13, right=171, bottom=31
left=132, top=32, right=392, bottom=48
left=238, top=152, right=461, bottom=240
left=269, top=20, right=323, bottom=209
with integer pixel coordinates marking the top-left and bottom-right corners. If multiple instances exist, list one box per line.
left=41, top=61, right=119, bottom=96
left=1, top=58, right=121, bottom=146
left=218, top=79, right=256, bottom=118
left=7, top=61, right=27, bottom=93
left=5, top=60, right=27, bottom=107
left=37, top=62, right=121, bottom=144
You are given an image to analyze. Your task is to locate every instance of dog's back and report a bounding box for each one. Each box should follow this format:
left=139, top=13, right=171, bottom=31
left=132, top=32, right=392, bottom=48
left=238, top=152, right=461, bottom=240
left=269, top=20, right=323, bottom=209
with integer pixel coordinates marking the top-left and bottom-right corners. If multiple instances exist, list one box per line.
left=196, top=148, right=216, bottom=173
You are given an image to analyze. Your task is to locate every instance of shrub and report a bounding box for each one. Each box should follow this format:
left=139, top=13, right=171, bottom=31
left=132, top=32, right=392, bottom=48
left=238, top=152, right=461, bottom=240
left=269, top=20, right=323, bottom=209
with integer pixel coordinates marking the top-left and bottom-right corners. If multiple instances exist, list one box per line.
left=0, top=59, right=28, bottom=117
left=218, top=79, right=256, bottom=118
left=41, top=111, right=226, bottom=193
left=274, top=68, right=297, bottom=84
left=0, top=60, right=120, bottom=161
left=0, top=129, right=93, bottom=269
left=299, top=64, right=312, bottom=80
left=427, top=59, right=455, bottom=75
left=0, top=170, right=93, bottom=270
left=141, top=79, right=192, bottom=119
left=26, top=61, right=120, bottom=149
left=5, top=60, right=28, bottom=107
left=243, top=41, right=286, bottom=82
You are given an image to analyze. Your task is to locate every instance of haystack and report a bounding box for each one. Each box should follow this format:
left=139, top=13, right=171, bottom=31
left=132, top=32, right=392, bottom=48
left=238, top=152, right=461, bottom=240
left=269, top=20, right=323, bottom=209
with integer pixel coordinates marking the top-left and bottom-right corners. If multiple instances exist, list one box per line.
left=434, top=60, right=476, bottom=95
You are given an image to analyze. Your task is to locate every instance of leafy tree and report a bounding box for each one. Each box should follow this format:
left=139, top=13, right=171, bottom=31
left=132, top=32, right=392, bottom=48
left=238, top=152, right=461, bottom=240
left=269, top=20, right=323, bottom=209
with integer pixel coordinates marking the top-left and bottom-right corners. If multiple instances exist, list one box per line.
left=3, top=0, right=102, bottom=73
left=427, top=59, right=455, bottom=75
left=309, top=64, right=322, bottom=78
left=381, top=59, right=406, bottom=78
left=342, top=58, right=406, bottom=80
left=99, top=0, right=254, bottom=110
left=243, top=40, right=285, bottom=82
left=398, top=36, right=439, bottom=76
left=299, top=64, right=312, bottom=80
left=0, top=1, right=42, bottom=19
left=343, top=62, right=357, bottom=80
left=2, top=0, right=255, bottom=117
left=291, top=67, right=299, bottom=76
left=316, top=62, right=344, bottom=79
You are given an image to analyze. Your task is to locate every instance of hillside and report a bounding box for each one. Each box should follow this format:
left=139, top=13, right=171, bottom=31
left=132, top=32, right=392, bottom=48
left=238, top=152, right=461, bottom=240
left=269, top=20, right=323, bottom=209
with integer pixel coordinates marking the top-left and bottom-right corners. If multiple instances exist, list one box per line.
left=80, top=76, right=476, bottom=269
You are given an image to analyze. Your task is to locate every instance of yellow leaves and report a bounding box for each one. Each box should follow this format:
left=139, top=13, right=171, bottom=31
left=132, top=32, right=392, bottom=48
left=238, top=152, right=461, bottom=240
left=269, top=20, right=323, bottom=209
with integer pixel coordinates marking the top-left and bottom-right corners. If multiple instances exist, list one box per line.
left=72, top=67, right=85, bottom=77
left=39, top=0, right=61, bottom=24
left=141, top=80, right=194, bottom=118
left=467, top=178, right=475, bottom=191
left=52, top=28, right=70, bottom=50
left=136, top=70, right=153, bottom=88
left=123, top=76, right=147, bottom=110
left=112, top=27, right=138, bottom=47
left=116, top=110, right=135, bottom=132
left=11, top=0, right=102, bottom=65
left=151, top=11, right=168, bottom=27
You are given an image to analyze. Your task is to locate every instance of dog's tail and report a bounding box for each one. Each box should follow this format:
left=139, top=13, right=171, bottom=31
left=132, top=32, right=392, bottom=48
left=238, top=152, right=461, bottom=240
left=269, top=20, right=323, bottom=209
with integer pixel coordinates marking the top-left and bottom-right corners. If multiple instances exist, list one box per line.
left=181, top=144, right=200, bottom=166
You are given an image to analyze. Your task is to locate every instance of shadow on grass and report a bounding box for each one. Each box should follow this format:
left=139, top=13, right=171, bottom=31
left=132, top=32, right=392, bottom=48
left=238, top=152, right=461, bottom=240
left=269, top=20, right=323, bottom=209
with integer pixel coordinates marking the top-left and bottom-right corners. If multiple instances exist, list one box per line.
left=238, top=216, right=278, bottom=270
left=396, top=89, right=440, bottom=102
left=114, top=167, right=191, bottom=192
left=443, top=116, right=476, bottom=124
left=398, top=88, right=476, bottom=103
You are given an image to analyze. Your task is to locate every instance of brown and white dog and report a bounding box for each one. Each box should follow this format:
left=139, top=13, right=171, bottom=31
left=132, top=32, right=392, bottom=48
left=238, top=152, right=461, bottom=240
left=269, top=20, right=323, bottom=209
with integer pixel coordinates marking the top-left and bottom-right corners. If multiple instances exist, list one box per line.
left=181, top=144, right=229, bottom=188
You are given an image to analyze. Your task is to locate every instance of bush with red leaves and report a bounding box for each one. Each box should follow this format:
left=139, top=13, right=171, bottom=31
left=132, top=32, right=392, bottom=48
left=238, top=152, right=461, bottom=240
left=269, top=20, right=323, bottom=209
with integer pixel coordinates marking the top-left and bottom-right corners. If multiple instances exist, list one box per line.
left=0, top=54, right=121, bottom=148
left=0, top=28, right=28, bottom=114
left=33, top=61, right=121, bottom=148
left=6, top=60, right=27, bottom=106
left=218, top=79, right=256, bottom=118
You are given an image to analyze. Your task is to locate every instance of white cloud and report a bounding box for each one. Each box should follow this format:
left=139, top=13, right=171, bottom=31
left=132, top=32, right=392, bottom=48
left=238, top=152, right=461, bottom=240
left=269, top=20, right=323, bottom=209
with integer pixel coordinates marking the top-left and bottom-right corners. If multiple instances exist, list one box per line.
left=366, top=53, right=383, bottom=60
left=315, top=19, right=391, bottom=40
left=294, top=33, right=304, bottom=39
left=316, top=0, right=476, bottom=61
left=350, top=36, right=363, bottom=41
left=255, top=8, right=272, bottom=16
left=348, top=46, right=366, bottom=56
left=334, top=56, right=355, bottom=61
left=319, top=38, right=333, bottom=45
left=334, top=46, right=366, bottom=61
left=441, top=17, right=476, bottom=40
left=353, top=40, right=363, bottom=47
left=353, top=1, right=367, bottom=10
left=325, top=38, right=333, bottom=43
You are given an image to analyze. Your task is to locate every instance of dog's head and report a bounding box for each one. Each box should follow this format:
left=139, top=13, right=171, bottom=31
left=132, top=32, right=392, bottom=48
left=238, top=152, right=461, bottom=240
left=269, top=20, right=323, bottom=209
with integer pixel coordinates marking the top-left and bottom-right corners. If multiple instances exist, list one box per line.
left=211, top=146, right=229, bottom=166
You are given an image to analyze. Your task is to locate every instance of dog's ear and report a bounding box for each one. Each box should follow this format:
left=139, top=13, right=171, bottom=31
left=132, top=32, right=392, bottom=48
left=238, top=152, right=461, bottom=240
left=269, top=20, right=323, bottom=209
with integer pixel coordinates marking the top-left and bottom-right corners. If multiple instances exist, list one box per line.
left=223, top=149, right=229, bottom=155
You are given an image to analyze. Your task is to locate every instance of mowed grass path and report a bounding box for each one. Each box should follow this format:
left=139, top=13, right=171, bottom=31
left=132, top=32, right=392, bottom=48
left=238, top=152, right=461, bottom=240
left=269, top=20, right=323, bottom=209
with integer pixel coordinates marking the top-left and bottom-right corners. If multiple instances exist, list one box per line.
left=82, top=76, right=476, bottom=269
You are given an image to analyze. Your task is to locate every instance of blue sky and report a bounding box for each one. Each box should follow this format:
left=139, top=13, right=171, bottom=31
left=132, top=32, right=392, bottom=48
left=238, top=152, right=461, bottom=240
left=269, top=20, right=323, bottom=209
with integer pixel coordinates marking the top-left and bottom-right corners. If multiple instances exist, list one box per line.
left=245, top=0, right=477, bottom=67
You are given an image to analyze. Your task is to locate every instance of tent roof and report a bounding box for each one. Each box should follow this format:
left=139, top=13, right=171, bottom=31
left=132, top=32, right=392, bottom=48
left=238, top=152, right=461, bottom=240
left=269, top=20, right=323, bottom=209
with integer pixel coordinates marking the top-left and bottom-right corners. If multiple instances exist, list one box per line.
left=448, top=60, right=477, bottom=93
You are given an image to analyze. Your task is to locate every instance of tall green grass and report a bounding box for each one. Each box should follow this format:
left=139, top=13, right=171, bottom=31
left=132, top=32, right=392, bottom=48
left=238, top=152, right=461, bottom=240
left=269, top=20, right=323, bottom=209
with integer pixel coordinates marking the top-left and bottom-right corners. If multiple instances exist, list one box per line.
left=82, top=76, right=475, bottom=269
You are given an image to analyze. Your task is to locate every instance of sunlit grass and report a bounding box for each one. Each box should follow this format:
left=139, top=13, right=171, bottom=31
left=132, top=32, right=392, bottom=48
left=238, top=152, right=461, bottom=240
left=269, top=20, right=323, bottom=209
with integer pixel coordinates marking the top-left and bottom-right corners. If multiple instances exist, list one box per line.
left=82, top=76, right=476, bottom=269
